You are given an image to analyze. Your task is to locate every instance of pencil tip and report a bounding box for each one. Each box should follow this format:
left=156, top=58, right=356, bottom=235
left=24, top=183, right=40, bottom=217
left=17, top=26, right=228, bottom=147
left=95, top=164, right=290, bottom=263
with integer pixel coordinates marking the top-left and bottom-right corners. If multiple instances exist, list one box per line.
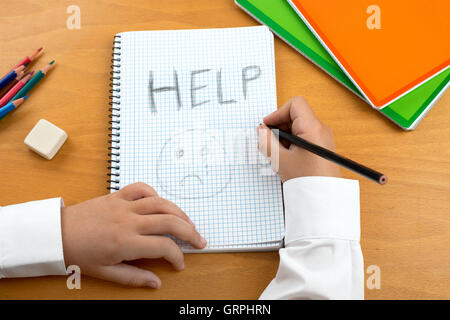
left=23, top=95, right=29, bottom=101
left=49, top=60, right=55, bottom=65
left=29, top=71, right=35, bottom=76
left=38, top=47, right=43, bottom=52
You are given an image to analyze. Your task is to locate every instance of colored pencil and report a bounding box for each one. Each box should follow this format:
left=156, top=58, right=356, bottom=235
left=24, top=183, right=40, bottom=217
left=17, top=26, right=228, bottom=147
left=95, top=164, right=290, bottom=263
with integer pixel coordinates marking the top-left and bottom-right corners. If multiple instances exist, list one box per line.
left=0, top=65, right=25, bottom=91
left=0, top=96, right=29, bottom=120
left=0, top=70, right=27, bottom=99
left=12, top=60, right=54, bottom=100
left=267, top=125, right=387, bottom=185
left=0, top=47, right=42, bottom=97
left=13, top=47, right=43, bottom=68
left=0, top=72, right=34, bottom=108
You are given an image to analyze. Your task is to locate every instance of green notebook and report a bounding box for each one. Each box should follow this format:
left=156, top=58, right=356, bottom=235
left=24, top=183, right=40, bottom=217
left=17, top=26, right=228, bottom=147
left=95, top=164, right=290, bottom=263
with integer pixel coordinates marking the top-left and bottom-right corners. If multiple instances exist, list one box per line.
left=235, top=0, right=450, bottom=130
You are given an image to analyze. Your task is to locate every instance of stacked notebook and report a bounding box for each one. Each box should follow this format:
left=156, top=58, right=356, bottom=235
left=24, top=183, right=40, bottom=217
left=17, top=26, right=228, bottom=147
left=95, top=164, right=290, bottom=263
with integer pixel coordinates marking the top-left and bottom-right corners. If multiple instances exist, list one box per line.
left=235, top=0, right=450, bottom=129
left=108, top=27, right=284, bottom=252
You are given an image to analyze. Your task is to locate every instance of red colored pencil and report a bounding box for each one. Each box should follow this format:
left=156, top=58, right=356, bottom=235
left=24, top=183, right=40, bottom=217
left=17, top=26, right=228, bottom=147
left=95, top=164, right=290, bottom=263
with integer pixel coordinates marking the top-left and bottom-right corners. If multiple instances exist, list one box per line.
left=13, top=47, right=43, bottom=68
left=0, top=49, right=40, bottom=97
left=0, top=68, right=27, bottom=99
left=0, top=71, right=34, bottom=108
left=0, top=65, right=25, bottom=93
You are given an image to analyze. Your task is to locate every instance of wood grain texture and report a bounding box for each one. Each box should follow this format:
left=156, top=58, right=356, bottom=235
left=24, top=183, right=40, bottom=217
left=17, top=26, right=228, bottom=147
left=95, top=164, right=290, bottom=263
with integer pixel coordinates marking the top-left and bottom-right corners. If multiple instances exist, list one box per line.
left=0, top=0, right=449, bottom=300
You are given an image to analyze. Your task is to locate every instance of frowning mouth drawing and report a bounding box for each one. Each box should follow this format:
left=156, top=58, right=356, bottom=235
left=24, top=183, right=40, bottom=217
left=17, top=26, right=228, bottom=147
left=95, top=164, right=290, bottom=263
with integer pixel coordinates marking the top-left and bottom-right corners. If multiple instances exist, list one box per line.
left=157, top=129, right=230, bottom=199
left=180, top=174, right=203, bottom=186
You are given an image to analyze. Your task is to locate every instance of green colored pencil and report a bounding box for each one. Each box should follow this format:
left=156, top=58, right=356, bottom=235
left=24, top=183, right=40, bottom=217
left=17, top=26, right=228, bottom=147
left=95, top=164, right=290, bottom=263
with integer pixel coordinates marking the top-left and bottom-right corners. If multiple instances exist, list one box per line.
left=12, top=60, right=55, bottom=100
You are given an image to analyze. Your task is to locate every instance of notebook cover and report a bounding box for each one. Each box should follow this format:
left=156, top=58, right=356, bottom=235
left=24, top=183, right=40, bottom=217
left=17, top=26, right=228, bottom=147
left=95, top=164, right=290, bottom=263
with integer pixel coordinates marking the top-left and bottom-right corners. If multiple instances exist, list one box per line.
left=235, top=0, right=450, bottom=129
left=288, top=0, right=450, bottom=108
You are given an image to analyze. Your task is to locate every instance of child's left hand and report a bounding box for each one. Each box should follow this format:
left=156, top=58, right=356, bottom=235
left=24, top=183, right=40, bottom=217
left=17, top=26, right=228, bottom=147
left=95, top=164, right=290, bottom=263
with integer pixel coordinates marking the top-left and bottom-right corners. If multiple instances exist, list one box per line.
left=61, top=182, right=207, bottom=289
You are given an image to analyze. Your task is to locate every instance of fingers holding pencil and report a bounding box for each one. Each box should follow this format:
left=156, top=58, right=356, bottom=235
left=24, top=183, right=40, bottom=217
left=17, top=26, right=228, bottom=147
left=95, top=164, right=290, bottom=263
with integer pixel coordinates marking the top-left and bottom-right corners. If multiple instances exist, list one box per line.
left=264, top=96, right=324, bottom=138
left=259, top=96, right=386, bottom=184
left=258, top=96, right=341, bottom=182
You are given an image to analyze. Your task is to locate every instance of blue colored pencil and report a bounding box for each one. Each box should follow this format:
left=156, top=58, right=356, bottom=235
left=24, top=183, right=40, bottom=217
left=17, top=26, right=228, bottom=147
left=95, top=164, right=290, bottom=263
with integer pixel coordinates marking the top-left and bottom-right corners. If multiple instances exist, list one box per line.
left=0, top=66, right=25, bottom=91
left=0, top=95, right=29, bottom=120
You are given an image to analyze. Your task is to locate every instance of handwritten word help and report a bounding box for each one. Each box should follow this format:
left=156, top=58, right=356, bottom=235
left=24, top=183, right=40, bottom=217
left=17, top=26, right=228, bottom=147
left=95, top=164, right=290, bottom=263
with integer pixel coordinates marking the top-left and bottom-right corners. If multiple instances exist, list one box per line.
left=149, top=65, right=261, bottom=113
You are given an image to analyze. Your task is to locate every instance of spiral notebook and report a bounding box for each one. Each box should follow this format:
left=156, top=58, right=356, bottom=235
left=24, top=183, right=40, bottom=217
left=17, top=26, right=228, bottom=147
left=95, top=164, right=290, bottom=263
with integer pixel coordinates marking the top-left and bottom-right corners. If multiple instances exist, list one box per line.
left=108, top=26, right=285, bottom=252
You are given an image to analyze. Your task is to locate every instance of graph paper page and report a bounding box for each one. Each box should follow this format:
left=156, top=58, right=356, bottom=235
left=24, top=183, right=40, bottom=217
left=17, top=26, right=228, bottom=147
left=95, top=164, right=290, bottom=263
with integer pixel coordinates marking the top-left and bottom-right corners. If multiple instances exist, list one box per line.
left=115, top=26, right=284, bottom=250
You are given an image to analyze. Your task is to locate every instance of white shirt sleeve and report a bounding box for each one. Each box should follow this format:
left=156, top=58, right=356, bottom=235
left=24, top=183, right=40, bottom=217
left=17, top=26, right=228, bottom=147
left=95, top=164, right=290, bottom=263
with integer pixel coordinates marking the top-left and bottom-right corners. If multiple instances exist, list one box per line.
left=260, top=176, right=364, bottom=300
left=0, top=198, right=67, bottom=278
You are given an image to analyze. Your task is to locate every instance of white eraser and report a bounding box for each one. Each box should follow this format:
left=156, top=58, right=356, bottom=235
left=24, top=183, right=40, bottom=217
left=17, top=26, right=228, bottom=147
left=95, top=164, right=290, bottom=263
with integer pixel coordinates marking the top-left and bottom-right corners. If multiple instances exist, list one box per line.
left=24, top=119, right=68, bottom=160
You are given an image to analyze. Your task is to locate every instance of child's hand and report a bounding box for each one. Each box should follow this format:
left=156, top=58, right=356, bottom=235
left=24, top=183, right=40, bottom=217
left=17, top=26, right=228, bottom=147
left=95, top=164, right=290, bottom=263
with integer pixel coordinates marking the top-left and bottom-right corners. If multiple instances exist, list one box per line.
left=258, top=96, right=341, bottom=182
left=61, top=182, right=207, bottom=288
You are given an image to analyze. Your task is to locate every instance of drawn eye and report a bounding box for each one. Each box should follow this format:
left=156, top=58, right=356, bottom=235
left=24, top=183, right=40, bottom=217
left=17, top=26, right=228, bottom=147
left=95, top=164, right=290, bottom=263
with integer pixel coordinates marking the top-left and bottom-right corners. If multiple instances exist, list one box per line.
left=176, top=149, right=184, bottom=158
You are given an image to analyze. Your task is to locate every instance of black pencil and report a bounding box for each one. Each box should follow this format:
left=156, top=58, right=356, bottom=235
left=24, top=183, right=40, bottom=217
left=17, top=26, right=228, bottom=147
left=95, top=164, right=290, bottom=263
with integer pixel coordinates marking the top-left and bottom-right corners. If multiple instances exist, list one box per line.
left=267, top=125, right=387, bottom=185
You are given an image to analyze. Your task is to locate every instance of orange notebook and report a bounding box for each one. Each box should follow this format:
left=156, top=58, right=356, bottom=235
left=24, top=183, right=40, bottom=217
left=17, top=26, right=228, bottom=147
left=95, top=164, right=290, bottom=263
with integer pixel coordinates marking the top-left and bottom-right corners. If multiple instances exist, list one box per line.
left=289, top=0, right=450, bottom=108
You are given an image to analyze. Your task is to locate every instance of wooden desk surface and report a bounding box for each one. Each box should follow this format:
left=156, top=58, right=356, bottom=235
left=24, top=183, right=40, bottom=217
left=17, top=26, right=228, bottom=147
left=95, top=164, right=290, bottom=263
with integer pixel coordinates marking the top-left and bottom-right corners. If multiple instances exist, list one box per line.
left=0, top=0, right=449, bottom=300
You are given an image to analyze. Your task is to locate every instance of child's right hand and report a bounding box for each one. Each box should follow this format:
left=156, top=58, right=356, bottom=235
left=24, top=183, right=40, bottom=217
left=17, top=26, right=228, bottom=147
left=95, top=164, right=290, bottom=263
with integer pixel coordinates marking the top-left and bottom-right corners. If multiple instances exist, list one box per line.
left=258, top=96, right=341, bottom=182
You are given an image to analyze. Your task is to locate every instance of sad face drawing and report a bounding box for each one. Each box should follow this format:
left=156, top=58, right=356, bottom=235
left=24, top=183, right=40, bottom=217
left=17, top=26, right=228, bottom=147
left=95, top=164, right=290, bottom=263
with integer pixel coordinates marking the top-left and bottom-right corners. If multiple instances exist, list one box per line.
left=157, top=129, right=230, bottom=199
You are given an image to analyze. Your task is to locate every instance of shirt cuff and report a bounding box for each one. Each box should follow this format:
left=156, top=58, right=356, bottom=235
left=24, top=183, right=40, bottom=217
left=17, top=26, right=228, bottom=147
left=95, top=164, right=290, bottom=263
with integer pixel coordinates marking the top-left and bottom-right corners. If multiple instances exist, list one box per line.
left=283, top=176, right=360, bottom=245
left=0, top=198, right=67, bottom=278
